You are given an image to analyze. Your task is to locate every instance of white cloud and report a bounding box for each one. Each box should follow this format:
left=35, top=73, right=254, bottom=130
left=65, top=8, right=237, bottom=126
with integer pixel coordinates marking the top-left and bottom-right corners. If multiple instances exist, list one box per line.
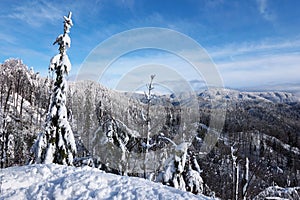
left=8, top=1, right=65, bottom=27
left=200, top=37, right=300, bottom=89
left=256, top=0, right=276, bottom=22
left=214, top=50, right=300, bottom=88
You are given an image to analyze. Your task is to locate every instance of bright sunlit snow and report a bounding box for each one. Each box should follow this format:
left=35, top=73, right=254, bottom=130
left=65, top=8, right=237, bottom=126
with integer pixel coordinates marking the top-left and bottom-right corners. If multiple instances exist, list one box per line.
left=0, top=164, right=214, bottom=200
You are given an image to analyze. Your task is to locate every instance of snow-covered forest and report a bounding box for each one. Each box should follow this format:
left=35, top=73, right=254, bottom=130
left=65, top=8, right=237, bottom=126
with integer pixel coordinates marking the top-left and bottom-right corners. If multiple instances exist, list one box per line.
left=1, top=56, right=300, bottom=199
left=1, top=12, right=300, bottom=200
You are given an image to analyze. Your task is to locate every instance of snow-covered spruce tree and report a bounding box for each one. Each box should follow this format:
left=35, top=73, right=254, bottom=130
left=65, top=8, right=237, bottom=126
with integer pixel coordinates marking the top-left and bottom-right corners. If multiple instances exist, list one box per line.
left=32, top=12, right=76, bottom=165
left=156, top=141, right=204, bottom=195
left=184, top=152, right=204, bottom=195
left=157, top=142, right=189, bottom=191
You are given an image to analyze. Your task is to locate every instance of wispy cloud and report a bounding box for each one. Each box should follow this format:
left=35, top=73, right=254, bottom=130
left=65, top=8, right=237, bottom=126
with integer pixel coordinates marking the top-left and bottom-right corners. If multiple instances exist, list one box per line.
left=208, top=38, right=300, bottom=60
left=0, top=44, right=50, bottom=62
left=256, top=0, right=276, bottom=22
left=218, top=54, right=300, bottom=88
left=0, top=33, right=16, bottom=44
left=208, top=38, right=300, bottom=88
left=8, top=1, right=64, bottom=27
left=1, top=0, right=298, bottom=92
left=116, top=0, right=135, bottom=10
left=204, top=0, right=224, bottom=8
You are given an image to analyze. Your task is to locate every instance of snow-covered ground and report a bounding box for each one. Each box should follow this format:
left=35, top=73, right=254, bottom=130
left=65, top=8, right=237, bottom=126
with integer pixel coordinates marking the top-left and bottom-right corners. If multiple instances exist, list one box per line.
left=0, top=164, right=214, bottom=200
left=253, top=186, right=300, bottom=200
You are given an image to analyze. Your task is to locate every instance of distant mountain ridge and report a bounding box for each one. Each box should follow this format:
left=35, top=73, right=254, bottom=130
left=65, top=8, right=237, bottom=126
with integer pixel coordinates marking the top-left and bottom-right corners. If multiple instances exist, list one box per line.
left=197, top=88, right=299, bottom=103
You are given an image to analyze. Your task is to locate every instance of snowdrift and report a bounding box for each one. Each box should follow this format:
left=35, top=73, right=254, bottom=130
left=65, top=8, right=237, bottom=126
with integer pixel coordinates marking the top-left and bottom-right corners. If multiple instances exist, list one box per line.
left=1, top=164, right=213, bottom=200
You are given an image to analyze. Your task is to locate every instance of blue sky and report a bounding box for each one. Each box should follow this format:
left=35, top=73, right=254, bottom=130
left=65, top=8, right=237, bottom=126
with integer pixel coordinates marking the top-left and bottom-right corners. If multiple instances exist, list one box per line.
left=0, top=0, right=300, bottom=91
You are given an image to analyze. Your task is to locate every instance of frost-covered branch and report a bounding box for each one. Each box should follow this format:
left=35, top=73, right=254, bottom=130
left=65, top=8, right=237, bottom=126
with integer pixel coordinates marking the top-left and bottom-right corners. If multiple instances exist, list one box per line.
left=143, top=74, right=155, bottom=179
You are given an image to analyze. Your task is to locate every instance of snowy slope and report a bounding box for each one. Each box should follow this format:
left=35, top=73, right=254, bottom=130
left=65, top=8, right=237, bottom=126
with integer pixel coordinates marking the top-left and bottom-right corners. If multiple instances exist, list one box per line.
left=0, top=164, right=214, bottom=200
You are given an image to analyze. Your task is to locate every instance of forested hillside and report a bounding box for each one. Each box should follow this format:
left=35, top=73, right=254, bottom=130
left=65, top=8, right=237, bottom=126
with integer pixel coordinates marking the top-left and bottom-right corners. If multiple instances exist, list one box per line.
left=1, top=59, right=299, bottom=199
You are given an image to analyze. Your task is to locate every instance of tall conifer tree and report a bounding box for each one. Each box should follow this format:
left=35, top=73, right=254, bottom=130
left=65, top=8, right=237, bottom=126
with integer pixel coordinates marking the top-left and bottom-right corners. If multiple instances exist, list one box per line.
left=32, top=12, right=76, bottom=165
